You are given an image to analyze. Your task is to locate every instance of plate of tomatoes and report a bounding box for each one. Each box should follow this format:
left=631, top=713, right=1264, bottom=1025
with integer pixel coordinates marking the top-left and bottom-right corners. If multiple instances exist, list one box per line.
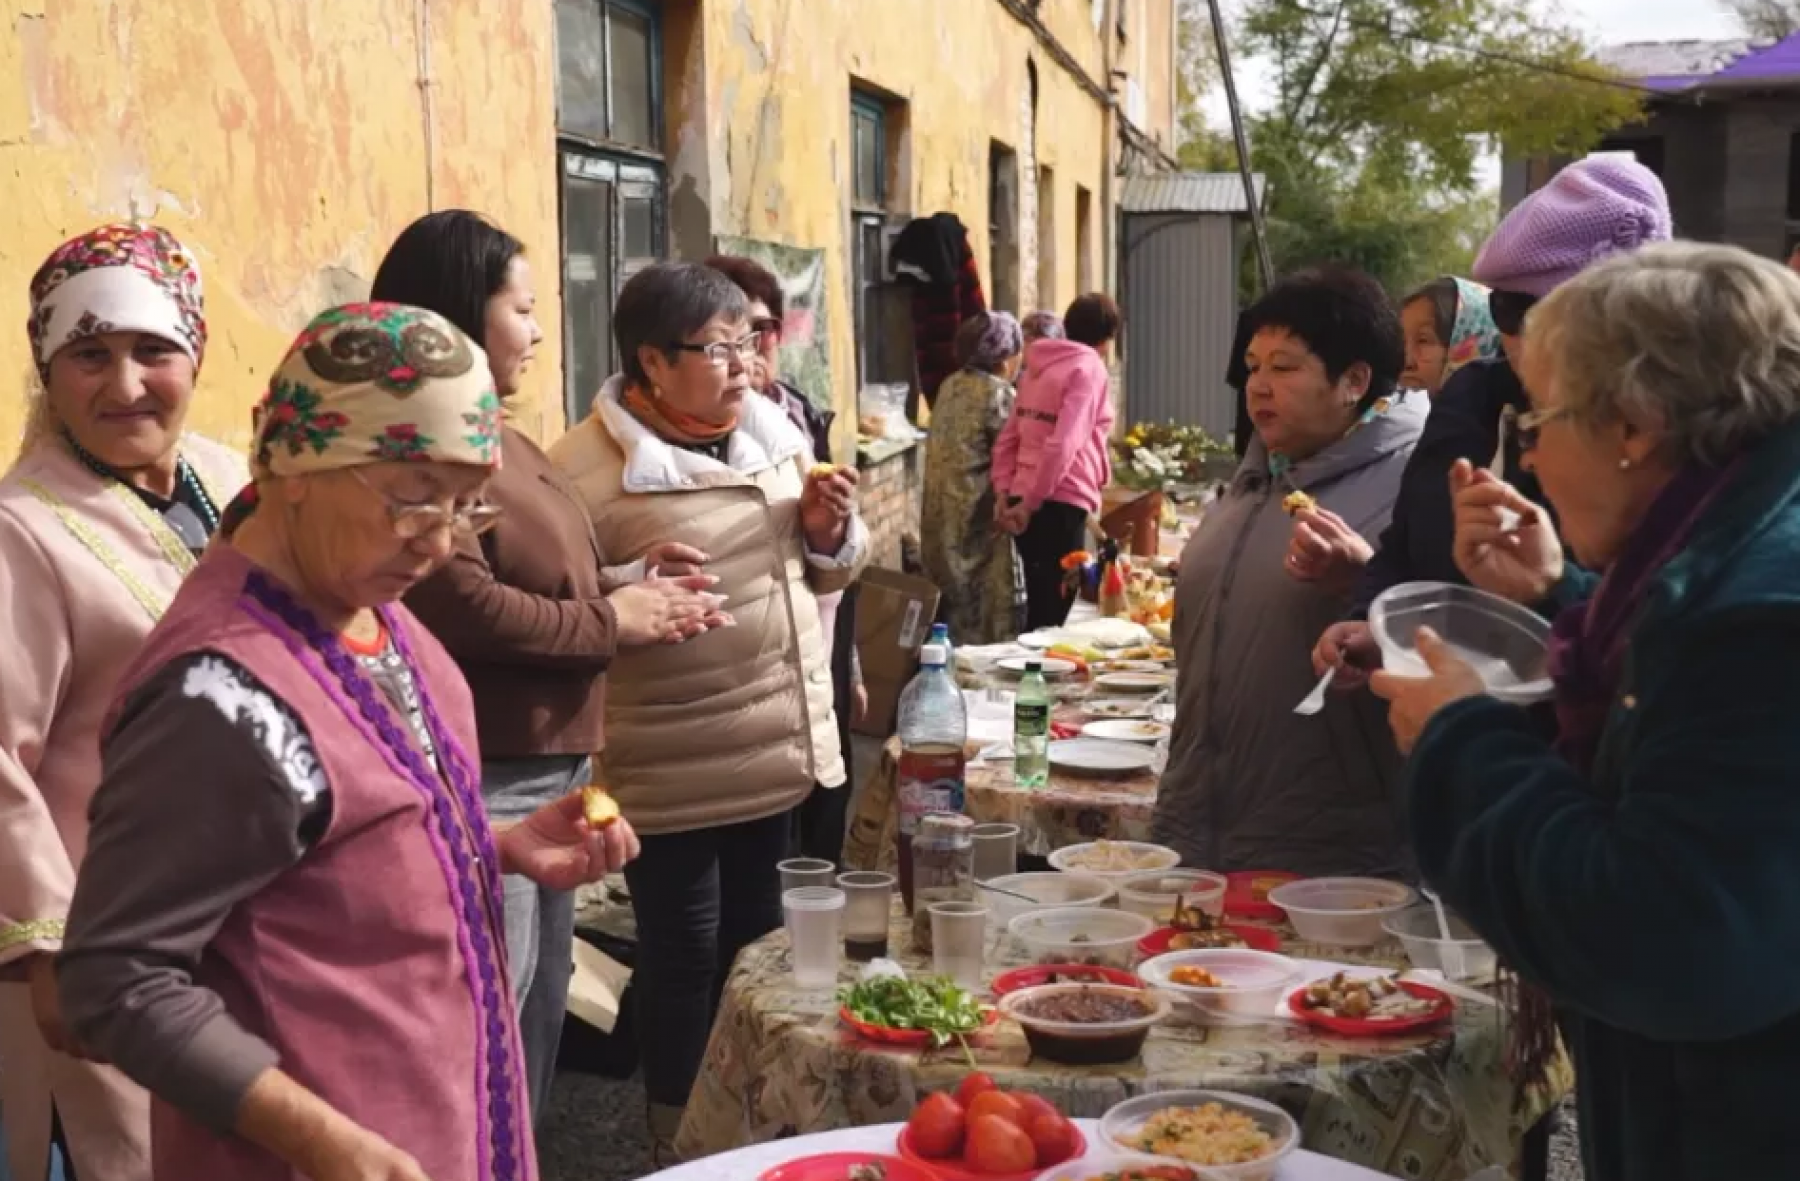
left=899, top=1073, right=1085, bottom=1181
left=759, top=1153, right=940, bottom=1181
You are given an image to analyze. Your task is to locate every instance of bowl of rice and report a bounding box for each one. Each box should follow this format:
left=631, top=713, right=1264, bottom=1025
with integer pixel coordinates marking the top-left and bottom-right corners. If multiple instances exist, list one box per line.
left=1099, top=1090, right=1298, bottom=1181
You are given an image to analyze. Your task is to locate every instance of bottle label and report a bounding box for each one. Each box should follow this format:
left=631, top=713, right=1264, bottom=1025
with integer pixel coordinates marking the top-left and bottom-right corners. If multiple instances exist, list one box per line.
left=898, top=746, right=966, bottom=835
left=1014, top=703, right=1049, bottom=739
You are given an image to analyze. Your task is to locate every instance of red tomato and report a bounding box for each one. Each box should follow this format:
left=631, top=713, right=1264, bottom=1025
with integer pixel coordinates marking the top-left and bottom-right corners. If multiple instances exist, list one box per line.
left=1027, top=1112, right=1081, bottom=1168
left=1012, top=1092, right=1060, bottom=1128
left=966, top=1114, right=1037, bottom=1175
left=954, top=1072, right=998, bottom=1109
left=966, top=1091, right=1029, bottom=1131
left=906, top=1093, right=966, bottom=1159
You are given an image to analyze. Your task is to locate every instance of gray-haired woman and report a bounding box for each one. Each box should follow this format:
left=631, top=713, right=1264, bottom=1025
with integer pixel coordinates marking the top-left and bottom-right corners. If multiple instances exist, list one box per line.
left=1373, top=243, right=1800, bottom=1181
left=549, top=262, right=868, bottom=1156
left=921, top=312, right=1027, bottom=644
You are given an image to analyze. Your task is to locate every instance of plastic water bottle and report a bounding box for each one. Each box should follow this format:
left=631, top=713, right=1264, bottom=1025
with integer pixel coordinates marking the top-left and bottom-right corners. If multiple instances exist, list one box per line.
left=1014, top=661, right=1050, bottom=789
left=896, top=641, right=967, bottom=913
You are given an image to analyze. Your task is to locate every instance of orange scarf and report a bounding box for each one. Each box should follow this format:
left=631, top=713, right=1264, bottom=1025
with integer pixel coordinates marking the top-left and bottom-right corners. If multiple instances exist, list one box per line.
left=621, top=383, right=739, bottom=447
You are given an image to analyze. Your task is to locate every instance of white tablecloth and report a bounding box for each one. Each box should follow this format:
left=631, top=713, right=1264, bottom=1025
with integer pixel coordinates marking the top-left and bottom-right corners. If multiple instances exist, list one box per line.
left=645, top=1119, right=1397, bottom=1181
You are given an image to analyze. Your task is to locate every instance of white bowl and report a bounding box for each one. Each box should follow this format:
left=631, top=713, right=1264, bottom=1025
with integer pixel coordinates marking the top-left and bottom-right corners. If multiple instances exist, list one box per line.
left=981, top=871, right=1117, bottom=929
left=1049, top=841, right=1182, bottom=880
left=1009, top=906, right=1157, bottom=970
left=1383, top=904, right=1498, bottom=982
left=1117, top=870, right=1228, bottom=923
left=1267, top=877, right=1416, bottom=947
left=1099, top=1089, right=1299, bottom=1181
left=1138, top=949, right=1303, bottom=1024
left=1369, top=581, right=1553, bottom=705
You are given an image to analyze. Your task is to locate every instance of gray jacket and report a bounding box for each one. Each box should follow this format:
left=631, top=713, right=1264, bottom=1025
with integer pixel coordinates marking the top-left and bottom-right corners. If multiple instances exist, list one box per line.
left=1153, top=392, right=1428, bottom=878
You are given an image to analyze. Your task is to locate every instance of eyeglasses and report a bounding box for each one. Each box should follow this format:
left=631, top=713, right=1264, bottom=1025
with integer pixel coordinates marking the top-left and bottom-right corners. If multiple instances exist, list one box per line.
left=1514, top=404, right=1572, bottom=451
left=669, top=332, right=763, bottom=367
left=350, top=469, right=503, bottom=540
left=1488, top=289, right=1539, bottom=337
left=751, top=317, right=782, bottom=337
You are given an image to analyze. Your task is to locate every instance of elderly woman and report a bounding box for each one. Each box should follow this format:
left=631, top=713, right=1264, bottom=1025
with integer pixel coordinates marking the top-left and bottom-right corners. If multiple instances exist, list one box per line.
left=57, top=303, right=628, bottom=1181
left=0, top=223, right=247, bottom=1181
left=374, top=211, right=715, bottom=1123
left=550, top=262, right=866, bottom=1155
left=1154, top=267, right=1425, bottom=876
left=919, top=312, right=1026, bottom=644
left=1398, top=276, right=1500, bottom=397
left=1371, top=243, right=1800, bottom=1181
left=1313, top=158, right=1671, bottom=682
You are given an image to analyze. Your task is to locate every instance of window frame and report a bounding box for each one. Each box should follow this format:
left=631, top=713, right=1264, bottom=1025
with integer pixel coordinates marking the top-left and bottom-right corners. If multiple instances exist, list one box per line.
left=850, top=91, right=889, bottom=210
left=554, top=0, right=664, bottom=158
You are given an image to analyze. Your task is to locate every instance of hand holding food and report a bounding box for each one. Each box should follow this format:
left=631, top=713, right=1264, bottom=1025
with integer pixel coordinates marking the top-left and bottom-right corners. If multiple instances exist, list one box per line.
left=501, top=788, right=641, bottom=888
left=1285, top=504, right=1374, bottom=593
left=1281, top=490, right=1317, bottom=517
left=1449, top=459, right=1565, bottom=605
left=801, top=461, right=858, bottom=553
left=580, top=785, right=620, bottom=828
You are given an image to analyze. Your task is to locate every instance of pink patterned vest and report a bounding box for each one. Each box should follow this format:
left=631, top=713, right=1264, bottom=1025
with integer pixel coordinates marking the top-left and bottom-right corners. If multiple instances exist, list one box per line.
left=105, top=546, right=533, bottom=1181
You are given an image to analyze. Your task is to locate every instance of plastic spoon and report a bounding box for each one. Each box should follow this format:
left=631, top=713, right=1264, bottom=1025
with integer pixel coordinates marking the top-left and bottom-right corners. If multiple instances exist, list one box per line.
left=1294, top=665, right=1336, bottom=716
left=1421, top=885, right=1466, bottom=980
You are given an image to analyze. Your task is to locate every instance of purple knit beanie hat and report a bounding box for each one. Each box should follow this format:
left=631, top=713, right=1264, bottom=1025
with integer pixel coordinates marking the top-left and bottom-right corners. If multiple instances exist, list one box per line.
left=1472, top=157, right=1672, bottom=300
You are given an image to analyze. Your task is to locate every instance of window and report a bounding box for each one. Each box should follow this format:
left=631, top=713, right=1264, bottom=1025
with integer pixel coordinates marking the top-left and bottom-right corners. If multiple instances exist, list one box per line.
left=555, top=0, right=668, bottom=423
left=849, top=87, right=913, bottom=390
left=1075, top=185, right=1094, bottom=294
left=852, top=93, right=887, bottom=209
left=989, top=142, right=1020, bottom=315
left=1036, top=165, right=1056, bottom=311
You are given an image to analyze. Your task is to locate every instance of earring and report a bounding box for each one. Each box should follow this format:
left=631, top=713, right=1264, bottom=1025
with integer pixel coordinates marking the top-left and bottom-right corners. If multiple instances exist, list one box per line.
left=1618, top=457, right=1632, bottom=471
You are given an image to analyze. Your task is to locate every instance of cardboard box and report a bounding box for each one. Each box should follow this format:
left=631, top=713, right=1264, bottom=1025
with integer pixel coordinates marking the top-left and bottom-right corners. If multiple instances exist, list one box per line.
left=853, top=567, right=942, bottom=738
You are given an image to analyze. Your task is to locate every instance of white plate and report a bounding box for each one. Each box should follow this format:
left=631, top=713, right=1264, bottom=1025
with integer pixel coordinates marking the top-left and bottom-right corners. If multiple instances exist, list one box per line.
left=1091, top=659, right=1166, bottom=675
left=997, top=656, right=1077, bottom=678
left=1017, top=631, right=1062, bottom=650
left=1083, top=697, right=1156, bottom=720
left=1081, top=719, right=1170, bottom=744
left=1048, top=739, right=1158, bottom=776
left=1095, top=672, right=1175, bottom=693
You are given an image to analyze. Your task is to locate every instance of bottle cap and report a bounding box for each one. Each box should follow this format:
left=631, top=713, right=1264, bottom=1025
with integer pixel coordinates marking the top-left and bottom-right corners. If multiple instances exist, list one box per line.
left=919, top=643, right=947, bottom=666
left=1025, top=660, right=1042, bottom=673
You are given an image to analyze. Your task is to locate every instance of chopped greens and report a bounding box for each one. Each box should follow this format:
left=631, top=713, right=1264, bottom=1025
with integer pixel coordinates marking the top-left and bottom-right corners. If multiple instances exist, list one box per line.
left=838, top=975, right=987, bottom=1048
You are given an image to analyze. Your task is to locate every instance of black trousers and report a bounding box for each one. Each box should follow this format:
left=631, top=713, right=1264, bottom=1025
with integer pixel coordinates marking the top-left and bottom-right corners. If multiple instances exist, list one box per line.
left=1014, top=499, right=1090, bottom=632
left=622, top=809, right=790, bottom=1108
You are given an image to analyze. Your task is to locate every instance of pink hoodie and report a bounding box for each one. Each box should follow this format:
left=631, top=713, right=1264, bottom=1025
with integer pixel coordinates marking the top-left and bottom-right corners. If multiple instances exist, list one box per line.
left=992, top=338, right=1114, bottom=515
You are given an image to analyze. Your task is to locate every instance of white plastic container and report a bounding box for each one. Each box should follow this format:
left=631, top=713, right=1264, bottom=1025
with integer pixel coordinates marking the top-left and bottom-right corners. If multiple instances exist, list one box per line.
left=1267, top=878, right=1416, bottom=947
left=1137, top=949, right=1303, bottom=1024
left=1048, top=840, right=1181, bottom=881
left=981, top=871, right=1117, bottom=930
left=1383, top=904, right=1499, bottom=982
left=1099, top=1089, right=1299, bottom=1181
left=1117, top=870, right=1228, bottom=923
left=1009, top=906, right=1156, bottom=969
left=1369, top=581, right=1553, bottom=704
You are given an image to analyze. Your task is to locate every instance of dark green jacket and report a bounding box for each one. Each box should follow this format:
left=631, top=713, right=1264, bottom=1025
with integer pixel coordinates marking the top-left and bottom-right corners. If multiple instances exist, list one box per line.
left=1408, top=418, right=1800, bottom=1181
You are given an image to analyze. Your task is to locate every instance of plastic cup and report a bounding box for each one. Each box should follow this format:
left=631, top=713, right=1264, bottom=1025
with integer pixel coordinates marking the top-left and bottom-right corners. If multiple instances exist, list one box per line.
left=783, top=887, right=846, bottom=987
left=971, top=823, right=1021, bottom=882
left=837, top=871, right=896, bottom=962
left=779, top=858, right=835, bottom=893
left=930, top=901, right=990, bottom=989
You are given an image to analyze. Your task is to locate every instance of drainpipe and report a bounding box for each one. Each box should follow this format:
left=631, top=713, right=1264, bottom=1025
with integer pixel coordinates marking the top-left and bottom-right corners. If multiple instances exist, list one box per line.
left=415, top=0, right=438, bottom=211
left=1100, top=0, right=1119, bottom=297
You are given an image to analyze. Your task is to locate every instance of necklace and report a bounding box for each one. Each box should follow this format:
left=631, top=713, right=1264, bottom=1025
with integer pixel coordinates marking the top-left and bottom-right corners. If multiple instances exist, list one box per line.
left=62, top=429, right=222, bottom=538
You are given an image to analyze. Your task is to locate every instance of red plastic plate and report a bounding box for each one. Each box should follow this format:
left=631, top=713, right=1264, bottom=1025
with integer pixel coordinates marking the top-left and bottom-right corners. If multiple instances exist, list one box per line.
left=989, top=964, right=1141, bottom=997
left=760, top=1153, right=940, bottom=1181
left=1286, top=980, right=1454, bottom=1036
left=1224, top=871, right=1301, bottom=921
left=896, top=1122, right=1087, bottom=1181
left=1136, top=923, right=1283, bottom=956
left=839, top=1005, right=1000, bottom=1047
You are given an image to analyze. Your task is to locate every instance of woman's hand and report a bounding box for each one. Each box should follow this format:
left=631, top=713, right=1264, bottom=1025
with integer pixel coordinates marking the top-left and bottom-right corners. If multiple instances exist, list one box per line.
left=1450, top=460, right=1564, bottom=605
left=1369, top=627, right=1486, bottom=754
left=1285, top=507, right=1373, bottom=593
left=642, top=541, right=709, bottom=579
left=801, top=466, right=859, bottom=555
left=1311, top=621, right=1381, bottom=690
left=500, top=792, right=641, bottom=890
left=308, top=1130, right=433, bottom=1181
left=995, top=501, right=1030, bottom=536
left=609, top=576, right=729, bottom=647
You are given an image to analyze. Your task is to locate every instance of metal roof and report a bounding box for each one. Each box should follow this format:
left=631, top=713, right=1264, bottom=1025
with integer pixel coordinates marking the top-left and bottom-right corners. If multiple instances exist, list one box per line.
left=1120, top=172, right=1267, bottom=215
left=1599, top=34, right=1800, bottom=94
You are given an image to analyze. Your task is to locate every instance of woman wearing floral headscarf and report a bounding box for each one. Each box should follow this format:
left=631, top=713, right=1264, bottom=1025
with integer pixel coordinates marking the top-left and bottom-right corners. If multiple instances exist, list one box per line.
left=0, top=222, right=246, bottom=1181
left=1398, top=276, right=1500, bottom=397
left=57, top=304, right=626, bottom=1181
left=921, top=311, right=1027, bottom=644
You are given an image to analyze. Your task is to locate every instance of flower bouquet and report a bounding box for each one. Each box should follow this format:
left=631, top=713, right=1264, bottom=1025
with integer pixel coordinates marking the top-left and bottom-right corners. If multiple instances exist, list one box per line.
left=1112, top=421, right=1234, bottom=491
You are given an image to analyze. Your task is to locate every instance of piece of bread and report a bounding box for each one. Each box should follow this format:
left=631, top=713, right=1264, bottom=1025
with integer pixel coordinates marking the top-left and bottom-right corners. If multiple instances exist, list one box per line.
left=808, top=463, right=839, bottom=480
left=1282, top=490, right=1317, bottom=517
left=581, top=785, right=621, bottom=829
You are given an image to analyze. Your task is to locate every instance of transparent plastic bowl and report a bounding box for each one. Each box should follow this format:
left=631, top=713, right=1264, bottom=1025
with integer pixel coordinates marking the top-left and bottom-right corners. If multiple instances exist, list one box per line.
left=981, top=872, right=1118, bottom=930
left=1009, top=907, right=1157, bottom=970
left=1383, top=904, right=1498, bottom=982
left=1034, top=1150, right=1211, bottom=1181
left=998, top=982, right=1170, bottom=1065
left=1369, top=581, right=1553, bottom=704
left=1099, top=1089, right=1299, bottom=1181
left=1048, top=841, right=1182, bottom=881
left=1266, top=878, right=1416, bottom=948
left=1117, top=870, right=1228, bottom=924
left=1137, top=949, right=1302, bottom=1024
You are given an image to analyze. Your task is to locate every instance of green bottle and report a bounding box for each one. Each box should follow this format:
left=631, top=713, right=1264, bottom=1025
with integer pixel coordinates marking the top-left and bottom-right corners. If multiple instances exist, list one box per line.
left=1014, top=661, right=1050, bottom=789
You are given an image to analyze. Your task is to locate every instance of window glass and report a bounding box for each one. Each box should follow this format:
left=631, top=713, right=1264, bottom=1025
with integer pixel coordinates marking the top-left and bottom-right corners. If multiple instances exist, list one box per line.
left=555, top=0, right=607, bottom=141
left=610, top=6, right=656, bottom=148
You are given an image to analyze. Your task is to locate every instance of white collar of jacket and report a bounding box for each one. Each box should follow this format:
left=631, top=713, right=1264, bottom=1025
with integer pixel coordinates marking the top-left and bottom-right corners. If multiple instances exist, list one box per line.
left=593, top=373, right=809, bottom=494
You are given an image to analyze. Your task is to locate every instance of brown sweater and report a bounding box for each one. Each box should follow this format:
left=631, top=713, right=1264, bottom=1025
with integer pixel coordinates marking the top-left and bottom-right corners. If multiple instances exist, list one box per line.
left=406, top=426, right=616, bottom=758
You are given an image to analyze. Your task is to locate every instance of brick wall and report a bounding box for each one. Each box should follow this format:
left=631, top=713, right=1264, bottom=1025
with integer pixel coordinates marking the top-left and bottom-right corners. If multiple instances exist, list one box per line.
left=856, top=439, right=925, bottom=572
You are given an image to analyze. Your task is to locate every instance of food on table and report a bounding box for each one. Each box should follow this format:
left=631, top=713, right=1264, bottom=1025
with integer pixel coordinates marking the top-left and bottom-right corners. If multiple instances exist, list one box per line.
left=905, top=1077, right=1082, bottom=1172
left=1026, top=1112, right=1081, bottom=1166
left=1281, top=490, right=1317, bottom=517
left=809, top=463, right=841, bottom=479
left=907, top=1093, right=967, bottom=1158
left=1015, top=987, right=1154, bottom=1024
left=967, top=1091, right=1029, bottom=1129
left=1298, top=972, right=1439, bottom=1021
left=1168, top=966, right=1226, bottom=988
left=1059, top=841, right=1172, bottom=873
left=1161, top=896, right=1250, bottom=950
left=579, top=785, right=620, bottom=828
left=848, top=1163, right=890, bottom=1181
left=1070, top=1167, right=1196, bottom=1181
left=1085, top=699, right=1154, bottom=720
left=1124, top=1102, right=1278, bottom=1165
left=967, top=1115, right=1038, bottom=1175
left=839, top=976, right=989, bottom=1047
left=954, top=1072, right=999, bottom=1109
left=1146, top=621, right=1171, bottom=643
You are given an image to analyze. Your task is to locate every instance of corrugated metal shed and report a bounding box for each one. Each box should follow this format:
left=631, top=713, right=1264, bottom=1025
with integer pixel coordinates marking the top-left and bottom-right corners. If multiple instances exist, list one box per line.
left=1120, top=172, right=1267, bottom=215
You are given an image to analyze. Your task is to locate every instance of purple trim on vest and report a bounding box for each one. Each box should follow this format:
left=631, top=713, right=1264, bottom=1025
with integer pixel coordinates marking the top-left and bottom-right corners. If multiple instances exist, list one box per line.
left=239, top=574, right=524, bottom=1181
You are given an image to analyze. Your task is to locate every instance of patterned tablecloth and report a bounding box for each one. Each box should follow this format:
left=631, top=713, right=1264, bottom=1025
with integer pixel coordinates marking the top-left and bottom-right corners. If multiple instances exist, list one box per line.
left=674, top=908, right=1571, bottom=1180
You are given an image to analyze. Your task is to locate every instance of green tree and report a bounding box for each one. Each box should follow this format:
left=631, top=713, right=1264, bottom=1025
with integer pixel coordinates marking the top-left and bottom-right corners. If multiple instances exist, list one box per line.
left=1725, top=1, right=1800, bottom=39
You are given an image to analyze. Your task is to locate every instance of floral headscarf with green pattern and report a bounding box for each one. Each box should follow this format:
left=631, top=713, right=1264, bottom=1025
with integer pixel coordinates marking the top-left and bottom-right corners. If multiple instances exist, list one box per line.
left=1444, top=277, right=1501, bottom=381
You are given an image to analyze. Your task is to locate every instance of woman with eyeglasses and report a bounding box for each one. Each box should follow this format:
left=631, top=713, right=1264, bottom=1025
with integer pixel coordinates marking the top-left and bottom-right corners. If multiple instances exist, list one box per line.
left=0, top=223, right=248, bottom=1181
left=58, top=304, right=626, bottom=1181
left=372, top=212, right=722, bottom=1125
left=1310, top=156, right=1672, bottom=691
left=550, top=262, right=867, bottom=1159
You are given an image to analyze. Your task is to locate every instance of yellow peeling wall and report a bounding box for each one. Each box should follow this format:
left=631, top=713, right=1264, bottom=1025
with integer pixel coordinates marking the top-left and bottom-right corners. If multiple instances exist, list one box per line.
left=0, top=0, right=563, bottom=464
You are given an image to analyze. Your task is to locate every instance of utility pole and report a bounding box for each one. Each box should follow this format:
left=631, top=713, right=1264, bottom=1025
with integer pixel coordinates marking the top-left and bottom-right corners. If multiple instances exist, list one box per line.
left=1206, top=0, right=1274, bottom=291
